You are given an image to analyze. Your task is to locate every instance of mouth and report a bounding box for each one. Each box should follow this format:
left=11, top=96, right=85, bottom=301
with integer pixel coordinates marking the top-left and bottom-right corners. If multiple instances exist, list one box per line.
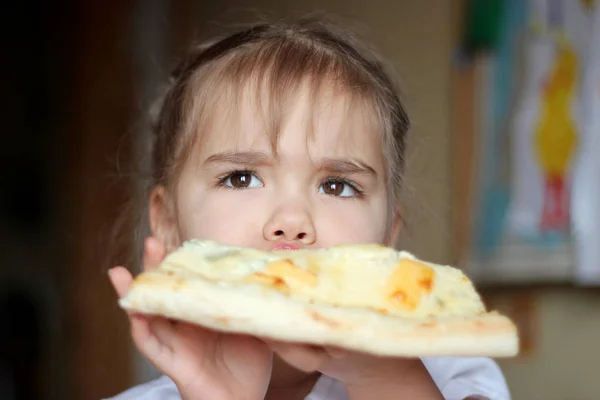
left=270, top=243, right=301, bottom=251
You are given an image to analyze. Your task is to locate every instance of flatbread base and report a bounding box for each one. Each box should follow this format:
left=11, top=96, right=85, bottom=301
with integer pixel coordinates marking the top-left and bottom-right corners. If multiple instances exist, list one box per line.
left=120, top=272, right=519, bottom=357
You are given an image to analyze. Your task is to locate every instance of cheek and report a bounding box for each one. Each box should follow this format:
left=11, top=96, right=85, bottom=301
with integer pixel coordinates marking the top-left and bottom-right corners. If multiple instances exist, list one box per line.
left=176, top=189, right=265, bottom=247
left=314, top=199, right=389, bottom=246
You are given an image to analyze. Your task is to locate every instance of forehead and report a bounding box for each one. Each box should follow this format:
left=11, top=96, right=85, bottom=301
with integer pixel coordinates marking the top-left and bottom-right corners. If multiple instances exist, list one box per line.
left=195, top=79, right=385, bottom=164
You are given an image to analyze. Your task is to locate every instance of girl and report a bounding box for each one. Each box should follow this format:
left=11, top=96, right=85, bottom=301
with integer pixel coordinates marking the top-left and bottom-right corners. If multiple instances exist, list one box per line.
left=108, top=18, right=510, bottom=400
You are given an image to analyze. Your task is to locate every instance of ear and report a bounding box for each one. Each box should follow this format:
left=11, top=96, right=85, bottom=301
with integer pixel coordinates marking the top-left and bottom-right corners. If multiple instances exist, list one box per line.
left=385, top=205, right=403, bottom=248
left=149, top=185, right=180, bottom=255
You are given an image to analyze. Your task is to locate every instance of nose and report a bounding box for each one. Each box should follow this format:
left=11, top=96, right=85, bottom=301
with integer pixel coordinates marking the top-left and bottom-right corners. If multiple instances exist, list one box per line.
left=263, top=205, right=316, bottom=244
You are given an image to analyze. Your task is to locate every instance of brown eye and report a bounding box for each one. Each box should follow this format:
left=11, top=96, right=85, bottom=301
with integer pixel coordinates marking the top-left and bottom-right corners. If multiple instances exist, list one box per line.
left=223, top=172, right=263, bottom=189
left=230, top=173, right=251, bottom=187
left=323, top=181, right=344, bottom=196
left=319, top=179, right=359, bottom=197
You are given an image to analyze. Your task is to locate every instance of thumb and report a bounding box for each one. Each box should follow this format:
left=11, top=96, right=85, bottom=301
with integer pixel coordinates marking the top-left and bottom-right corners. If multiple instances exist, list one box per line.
left=108, top=266, right=134, bottom=299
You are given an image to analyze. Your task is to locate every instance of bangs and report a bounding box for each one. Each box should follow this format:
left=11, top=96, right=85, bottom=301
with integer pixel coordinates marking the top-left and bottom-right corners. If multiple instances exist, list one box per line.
left=154, top=22, right=408, bottom=207
left=181, top=35, right=384, bottom=158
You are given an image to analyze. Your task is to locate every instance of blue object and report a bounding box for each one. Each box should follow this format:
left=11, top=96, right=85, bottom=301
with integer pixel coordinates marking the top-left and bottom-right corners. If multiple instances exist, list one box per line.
left=474, top=0, right=529, bottom=259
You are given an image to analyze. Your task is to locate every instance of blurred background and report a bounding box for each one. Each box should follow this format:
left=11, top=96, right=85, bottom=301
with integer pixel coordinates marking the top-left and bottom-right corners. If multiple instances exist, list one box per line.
left=1, top=1, right=599, bottom=399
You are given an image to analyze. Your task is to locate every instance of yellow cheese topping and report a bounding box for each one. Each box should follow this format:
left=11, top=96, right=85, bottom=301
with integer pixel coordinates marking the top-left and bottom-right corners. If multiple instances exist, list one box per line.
left=245, top=259, right=318, bottom=293
left=385, top=259, right=435, bottom=311
left=266, top=259, right=318, bottom=287
left=162, top=240, right=487, bottom=319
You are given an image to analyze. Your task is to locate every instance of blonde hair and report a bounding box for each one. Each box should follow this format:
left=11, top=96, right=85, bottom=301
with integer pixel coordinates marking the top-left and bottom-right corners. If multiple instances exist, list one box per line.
left=150, top=17, right=409, bottom=203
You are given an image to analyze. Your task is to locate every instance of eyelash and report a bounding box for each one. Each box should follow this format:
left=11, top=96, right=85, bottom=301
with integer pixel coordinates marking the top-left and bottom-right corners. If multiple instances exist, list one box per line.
left=323, top=175, right=365, bottom=198
left=214, top=169, right=365, bottom=198
left=215, top=169, right=260, bottom=190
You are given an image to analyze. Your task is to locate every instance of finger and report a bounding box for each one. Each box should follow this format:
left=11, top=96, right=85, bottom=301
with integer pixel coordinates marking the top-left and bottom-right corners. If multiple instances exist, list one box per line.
left=268, top=341, right=329, bottom=373
left=324, top=346, right=349, bottom=359
left=108, top=266, right=133, bottom=298
left=144, top=237, right=166, bottom=272
left=148, top=317, right=178, bottom=349
left=130, top=314, right=175, bottom=365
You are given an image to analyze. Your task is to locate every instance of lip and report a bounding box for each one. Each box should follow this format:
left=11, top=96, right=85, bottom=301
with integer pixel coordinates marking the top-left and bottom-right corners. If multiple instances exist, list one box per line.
left=270, top=243, right=300, bottom=251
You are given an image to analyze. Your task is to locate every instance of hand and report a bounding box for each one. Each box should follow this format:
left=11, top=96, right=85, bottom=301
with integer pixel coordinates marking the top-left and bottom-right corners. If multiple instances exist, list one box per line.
left=268, top=342, right=443, bottom=399
left=109, top=237, right=273, bottom=400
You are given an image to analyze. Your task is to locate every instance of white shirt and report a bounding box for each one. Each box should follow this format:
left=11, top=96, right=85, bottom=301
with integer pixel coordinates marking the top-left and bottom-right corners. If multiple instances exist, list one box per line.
left=107, top=357, right=510, bottom=400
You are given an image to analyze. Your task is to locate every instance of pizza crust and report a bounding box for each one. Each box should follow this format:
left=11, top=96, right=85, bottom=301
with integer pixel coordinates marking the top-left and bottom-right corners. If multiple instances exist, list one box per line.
left=120, top=266, right=519, bottom=357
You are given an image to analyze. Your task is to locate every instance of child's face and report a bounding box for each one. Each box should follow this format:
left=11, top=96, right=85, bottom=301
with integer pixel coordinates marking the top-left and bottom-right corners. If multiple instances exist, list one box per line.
left=153, top=85, right=399, bottom=250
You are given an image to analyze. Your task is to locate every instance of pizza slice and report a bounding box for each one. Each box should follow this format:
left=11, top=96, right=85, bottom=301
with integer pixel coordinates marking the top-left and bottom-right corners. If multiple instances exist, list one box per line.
left=119, top=240, right=518, bottom=357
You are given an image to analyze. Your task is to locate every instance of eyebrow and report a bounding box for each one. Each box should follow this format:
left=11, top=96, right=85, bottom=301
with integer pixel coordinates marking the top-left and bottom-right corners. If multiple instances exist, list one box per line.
left=203, top=152, right=377, bottom=177
left=317, top=158, right=377, bottom=177
left=203, top=151, right=272, bottom=166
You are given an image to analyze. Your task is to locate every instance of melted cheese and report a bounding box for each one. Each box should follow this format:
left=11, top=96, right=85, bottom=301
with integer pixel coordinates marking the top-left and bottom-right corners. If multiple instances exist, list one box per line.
left=265, top=259, right=318, bottom=287
left=162, top=240, right=486, bottom=319
left=244, top=259, right=318, bottom=293
left=245, top=273, right=289, bottom=293
left=385, top=259, right=435, bottom=310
